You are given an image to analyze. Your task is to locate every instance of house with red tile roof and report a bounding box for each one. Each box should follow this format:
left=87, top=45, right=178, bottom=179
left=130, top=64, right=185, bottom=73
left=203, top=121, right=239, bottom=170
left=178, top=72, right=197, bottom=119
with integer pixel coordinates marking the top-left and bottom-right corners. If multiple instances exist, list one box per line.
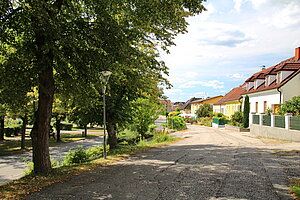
left=242, top=47, right=300, bottom=114
left=213, top=84, right=246, bottom=117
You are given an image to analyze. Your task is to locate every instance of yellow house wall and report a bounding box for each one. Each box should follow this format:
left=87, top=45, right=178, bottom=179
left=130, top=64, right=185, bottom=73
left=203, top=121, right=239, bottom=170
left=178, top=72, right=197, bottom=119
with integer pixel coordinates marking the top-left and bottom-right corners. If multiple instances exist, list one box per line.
left=225, top=100, right=241, bottom=118
left=191, top=96, right=223, bottom=114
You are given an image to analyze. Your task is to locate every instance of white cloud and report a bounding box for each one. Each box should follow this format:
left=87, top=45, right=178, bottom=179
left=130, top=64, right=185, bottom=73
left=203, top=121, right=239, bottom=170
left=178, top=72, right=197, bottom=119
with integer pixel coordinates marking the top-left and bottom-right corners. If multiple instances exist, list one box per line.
left=228, top=73, right=245, bottom=79
left=233, top=0, right=247, bottom=12
left=198, top=22, right=252, bottom=47
left=179, top=80, right=224, bottom=89
left=261, top=2, right=300, bottom=29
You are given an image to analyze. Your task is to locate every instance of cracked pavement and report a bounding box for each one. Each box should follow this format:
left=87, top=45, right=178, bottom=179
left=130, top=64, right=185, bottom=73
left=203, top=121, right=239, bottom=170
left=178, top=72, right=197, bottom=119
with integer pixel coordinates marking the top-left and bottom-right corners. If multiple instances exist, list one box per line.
left=26, top=125, right=300, bottom=200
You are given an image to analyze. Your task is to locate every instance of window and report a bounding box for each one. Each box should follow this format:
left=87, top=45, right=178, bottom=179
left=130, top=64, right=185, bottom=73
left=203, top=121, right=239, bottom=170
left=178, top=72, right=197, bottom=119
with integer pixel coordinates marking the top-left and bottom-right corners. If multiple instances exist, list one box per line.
left=264, top=101, right=267, bottom=113
left=255, top=102, right=258, bottom=113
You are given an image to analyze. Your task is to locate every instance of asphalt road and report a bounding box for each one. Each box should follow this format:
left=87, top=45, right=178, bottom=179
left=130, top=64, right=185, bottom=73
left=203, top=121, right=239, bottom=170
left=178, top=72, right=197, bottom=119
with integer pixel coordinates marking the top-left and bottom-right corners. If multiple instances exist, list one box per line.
left=26, top=125, right=300, bottom=200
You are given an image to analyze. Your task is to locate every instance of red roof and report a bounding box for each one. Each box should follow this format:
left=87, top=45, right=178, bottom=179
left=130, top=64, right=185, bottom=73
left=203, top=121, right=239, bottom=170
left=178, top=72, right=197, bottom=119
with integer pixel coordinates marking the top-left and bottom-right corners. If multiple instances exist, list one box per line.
left=243, top=55, right=300, bottom=94
left=215, top=83, right=247, bottom=105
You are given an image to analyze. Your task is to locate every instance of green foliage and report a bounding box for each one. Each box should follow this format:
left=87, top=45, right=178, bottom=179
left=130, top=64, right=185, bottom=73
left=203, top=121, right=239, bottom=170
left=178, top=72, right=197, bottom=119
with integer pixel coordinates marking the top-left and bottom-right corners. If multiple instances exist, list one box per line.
left=118, top=129, right=140, bottom=145
left=86, top=146, right=104, bottom=159
left=152, top=131, right=173, bottom=143
left=4, top=118, right=22, bottom=128
left=0, top=0, right=206, bottom=172
left=168, top=111, right=181, bottom=116
left=23, top=158, right=34, bottom=176
left=64, top=146, right=89, bottom=165
left=167, top=116, right=187, bottom=130
left=230, top=111, right=244, bottom=128
left=265, top=108, right=272, bottom=116
left=197, top=117, right=212, bottom=127
left=214, top=113, right=225, bottom=118
left=279, top=96, right=300, bottom=116
left=196, top=103, right=213, bottom=118
left=243, top=95, right=250, bottom=128
left=129, top=98, right=161, bottom=138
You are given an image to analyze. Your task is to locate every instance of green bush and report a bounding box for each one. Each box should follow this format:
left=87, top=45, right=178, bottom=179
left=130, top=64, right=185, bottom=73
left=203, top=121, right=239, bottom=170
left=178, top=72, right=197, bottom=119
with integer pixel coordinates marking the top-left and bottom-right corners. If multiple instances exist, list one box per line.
left=86, top=145, right=105, bottom=159
left=198, top=117, right=212, bottom=127
left=153, top=131, right=172, bottom=143
left=167, top=116, right=187, bottom=130
left=230, top=111, right=244, bottom=127
left=64, top=146, right=89, bottom=165
left=196, top=103, right=213, bottom=118
left=279, top=95, right=300, bottom=116
left=118, top=129, right=140, bottom=145
left=214, top=113, right=225, bottom=118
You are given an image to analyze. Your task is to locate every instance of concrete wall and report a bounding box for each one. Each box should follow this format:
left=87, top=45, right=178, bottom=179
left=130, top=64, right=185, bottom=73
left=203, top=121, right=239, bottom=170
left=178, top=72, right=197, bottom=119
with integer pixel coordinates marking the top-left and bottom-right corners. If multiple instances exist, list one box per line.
left=281, top=73, right=300, bottom=102
left=250, top=124, right=300, bottom=142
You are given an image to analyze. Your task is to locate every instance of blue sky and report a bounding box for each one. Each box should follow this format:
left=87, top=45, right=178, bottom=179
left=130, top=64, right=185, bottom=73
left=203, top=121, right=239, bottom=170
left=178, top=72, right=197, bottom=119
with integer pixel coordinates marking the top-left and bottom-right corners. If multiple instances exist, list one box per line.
left=162, top=0, right=300, bottom=102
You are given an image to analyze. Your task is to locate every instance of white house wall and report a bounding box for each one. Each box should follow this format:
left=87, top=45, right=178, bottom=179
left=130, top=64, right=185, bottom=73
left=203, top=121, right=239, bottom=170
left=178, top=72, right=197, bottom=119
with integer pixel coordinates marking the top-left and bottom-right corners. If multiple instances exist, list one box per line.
left=248, top=89, right=280, bottom=113
left=281, top=73, right=300, bottom=102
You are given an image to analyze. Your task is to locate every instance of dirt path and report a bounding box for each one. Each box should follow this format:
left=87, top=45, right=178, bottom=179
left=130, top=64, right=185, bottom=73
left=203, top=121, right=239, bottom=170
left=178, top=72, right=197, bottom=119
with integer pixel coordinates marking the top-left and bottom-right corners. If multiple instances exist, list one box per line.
left=26, top=125, right=300, bottom=200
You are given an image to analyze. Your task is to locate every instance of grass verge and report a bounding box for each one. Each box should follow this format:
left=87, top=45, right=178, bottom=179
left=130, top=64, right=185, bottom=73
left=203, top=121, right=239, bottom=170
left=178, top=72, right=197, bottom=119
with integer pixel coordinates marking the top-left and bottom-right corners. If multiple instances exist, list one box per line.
left=291, top=179, right=300, bottom=199
left=0, top=137, right=182, bottom=200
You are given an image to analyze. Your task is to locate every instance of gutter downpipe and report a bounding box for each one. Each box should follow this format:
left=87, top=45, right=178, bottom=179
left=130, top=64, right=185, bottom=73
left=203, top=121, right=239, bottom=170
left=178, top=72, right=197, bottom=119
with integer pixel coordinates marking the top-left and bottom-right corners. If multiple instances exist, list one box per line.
left=277, top=87, right=282, bottom=104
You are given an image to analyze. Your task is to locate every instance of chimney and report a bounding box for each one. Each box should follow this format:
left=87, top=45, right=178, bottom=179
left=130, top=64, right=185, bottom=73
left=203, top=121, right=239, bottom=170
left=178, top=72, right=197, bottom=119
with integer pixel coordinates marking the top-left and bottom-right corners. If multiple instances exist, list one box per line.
left=295, top=47, right=300, bottom=60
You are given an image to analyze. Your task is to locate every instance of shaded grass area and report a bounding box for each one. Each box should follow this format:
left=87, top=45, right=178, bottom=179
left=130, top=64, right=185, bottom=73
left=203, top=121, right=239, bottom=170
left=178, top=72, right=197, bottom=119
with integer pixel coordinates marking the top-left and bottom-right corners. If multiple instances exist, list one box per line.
left=0, top=131, right=103, bottom=156
left=0, top=137, right=182, bottom=200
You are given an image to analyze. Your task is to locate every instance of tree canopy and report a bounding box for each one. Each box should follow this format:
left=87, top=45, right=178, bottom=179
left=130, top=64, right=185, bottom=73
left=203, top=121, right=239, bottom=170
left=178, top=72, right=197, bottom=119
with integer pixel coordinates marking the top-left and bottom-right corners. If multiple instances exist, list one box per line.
left=0, top=0, right=206, bottom=174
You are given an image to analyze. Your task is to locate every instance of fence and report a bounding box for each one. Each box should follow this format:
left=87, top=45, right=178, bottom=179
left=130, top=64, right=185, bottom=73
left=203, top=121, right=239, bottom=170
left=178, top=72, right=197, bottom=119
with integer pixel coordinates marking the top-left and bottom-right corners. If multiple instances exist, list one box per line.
left=291, top=117, right=300, bottom=131
left=253, top=115, right=259, bottom=124
left=263, top=115, right=271, bottom=126
left=250, top=113, right=300, bottom=131
left=275, top=116, right=285, bottom=129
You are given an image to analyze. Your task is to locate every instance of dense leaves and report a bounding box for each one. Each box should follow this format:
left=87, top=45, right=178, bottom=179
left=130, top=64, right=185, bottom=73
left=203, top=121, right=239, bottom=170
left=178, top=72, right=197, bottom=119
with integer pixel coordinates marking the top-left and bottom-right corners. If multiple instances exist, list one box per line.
left=0, top=0, right=206, bottom=174
left=196, top=103, right=213, bottom=118
left=280, top=96, right=300, bottom=116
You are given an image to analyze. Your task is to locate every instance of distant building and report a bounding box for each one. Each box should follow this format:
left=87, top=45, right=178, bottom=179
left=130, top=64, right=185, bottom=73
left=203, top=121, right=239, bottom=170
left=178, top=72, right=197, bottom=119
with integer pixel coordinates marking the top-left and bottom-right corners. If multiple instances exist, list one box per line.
left=160, top=99, right=173, bottom=113
left=190, top=96, right=223, bottom=114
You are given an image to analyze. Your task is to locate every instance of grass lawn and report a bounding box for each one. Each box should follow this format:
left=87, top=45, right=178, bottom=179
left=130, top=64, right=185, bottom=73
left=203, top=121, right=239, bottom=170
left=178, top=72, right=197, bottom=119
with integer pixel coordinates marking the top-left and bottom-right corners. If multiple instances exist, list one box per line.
left=0, top=137, right=182, bottom=200
left=0, top=130, right=103, bottom=156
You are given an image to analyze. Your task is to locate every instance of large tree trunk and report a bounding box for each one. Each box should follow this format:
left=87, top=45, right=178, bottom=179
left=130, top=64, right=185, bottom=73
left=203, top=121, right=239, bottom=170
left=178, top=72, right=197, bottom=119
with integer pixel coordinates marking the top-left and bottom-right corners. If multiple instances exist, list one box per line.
left=21, top=114, right=28, bottom=150
left=107, top=118, right=117, bottom=149
left=55, top=117, right=61, bottom=142
left=0, top=117, right=4, bottom=140
left=31, top=65, right=55, bottom=174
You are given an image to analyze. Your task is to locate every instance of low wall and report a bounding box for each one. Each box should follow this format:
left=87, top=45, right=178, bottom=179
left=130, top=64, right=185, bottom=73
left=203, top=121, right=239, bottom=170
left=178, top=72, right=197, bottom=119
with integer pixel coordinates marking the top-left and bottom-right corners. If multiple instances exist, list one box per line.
left=250, top=124, right=300, bottom=141
left=225, top=124, right=250, bottom=132
left=212, top=123, right=225, bottom=128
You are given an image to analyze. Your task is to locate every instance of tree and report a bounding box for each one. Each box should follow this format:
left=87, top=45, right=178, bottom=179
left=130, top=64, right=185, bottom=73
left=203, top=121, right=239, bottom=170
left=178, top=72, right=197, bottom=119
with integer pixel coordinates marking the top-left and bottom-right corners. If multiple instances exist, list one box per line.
left=196, top=103, right=213, bottom=118
left=279, top=96, right=300, bottom=116
left=130, top=97, right=162, bottom=138
left=243, top=95, right=250, bottom=128
left=1, top=0, right=206, bottom=174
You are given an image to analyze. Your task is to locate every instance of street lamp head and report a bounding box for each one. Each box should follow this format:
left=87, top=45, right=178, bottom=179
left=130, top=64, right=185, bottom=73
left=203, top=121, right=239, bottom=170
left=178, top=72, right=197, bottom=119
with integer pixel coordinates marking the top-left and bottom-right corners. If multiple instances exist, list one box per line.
left=101, top=71, right=112, bottom=77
